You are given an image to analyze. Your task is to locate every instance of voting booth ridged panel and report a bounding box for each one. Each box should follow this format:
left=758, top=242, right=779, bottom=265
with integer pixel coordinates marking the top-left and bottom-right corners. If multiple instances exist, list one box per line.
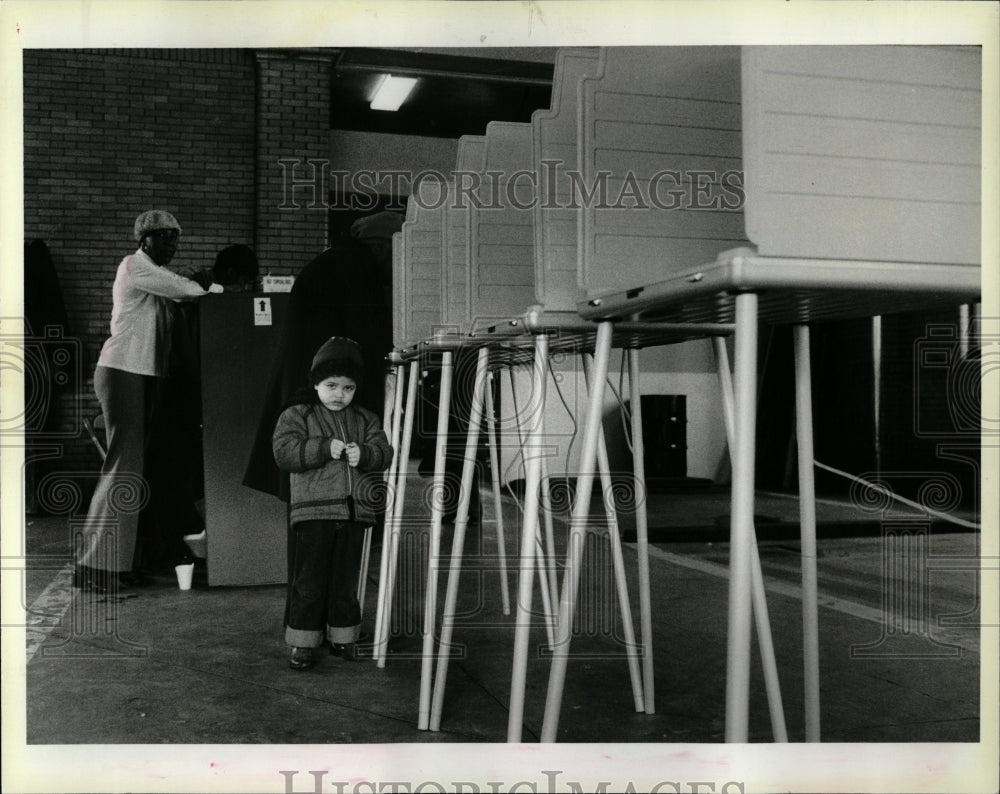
left=442, top=135, right=485, bottom=331
left=391, top=231, right=404, bottom=347
left=469, top=121, right=537, bottom=325
left=742, top=45, right=980, bottom=265
left=397, top=186, right=446, bottom=348
left=578, top=47, right=751, bottom=296
left=531, top=47, right=600, bottom=311
left=412, top=176, right=449, bottom=319
left=440, top=183, right=466, bottom=331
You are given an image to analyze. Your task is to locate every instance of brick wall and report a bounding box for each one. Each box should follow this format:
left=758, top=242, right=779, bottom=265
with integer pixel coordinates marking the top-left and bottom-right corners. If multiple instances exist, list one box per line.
left=22, top=48, right=293, bottom=479
left=254, top=50, right=333, bottom=274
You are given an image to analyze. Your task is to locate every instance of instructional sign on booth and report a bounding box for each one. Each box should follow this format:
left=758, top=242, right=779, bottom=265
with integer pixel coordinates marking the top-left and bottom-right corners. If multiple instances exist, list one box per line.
left=254, top=297, right=273, bottom=326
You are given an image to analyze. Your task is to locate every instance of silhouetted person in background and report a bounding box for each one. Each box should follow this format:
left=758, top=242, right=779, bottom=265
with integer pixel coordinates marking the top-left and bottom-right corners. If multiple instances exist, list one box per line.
left=23, top=240, right=73, bottom=515
left=212, top=244, right=260, bottom=292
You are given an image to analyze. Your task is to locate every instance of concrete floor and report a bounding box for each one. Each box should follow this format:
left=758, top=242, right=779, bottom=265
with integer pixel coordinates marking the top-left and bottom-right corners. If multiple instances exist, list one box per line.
left=18, top=469, right=983, bottom=750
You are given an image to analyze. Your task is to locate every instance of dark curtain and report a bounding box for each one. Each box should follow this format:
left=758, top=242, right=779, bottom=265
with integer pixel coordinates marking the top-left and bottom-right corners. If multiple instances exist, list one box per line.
left=755, top=319, right=876, bottom=498
left=243, top=238, right=392, bottom=501
left=23, top=240, right=74, bottom=514
left=137, top=300, right=206, bottom=570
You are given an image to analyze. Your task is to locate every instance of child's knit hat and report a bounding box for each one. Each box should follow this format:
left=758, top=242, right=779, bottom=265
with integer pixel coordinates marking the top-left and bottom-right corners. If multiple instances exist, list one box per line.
left=310, top=336, right=364, bottom=377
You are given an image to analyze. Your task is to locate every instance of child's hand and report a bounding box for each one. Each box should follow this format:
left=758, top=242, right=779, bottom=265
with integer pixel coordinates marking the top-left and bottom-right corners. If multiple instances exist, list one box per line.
left=344, top=442, right=361, bottom=467
left=330, top=439, right=346, bottom=459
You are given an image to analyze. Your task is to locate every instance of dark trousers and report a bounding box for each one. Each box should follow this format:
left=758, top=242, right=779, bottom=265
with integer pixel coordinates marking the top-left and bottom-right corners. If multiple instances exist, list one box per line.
left=284, top=519, right=367, bottom=648
left=140, top=373, right=204, bottom=570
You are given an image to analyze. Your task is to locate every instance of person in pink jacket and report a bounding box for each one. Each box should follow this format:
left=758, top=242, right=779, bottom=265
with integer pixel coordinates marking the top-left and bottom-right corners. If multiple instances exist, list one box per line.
left=272, top=336, right=393, bottom=669
left=74, top=210, right=223, bottom=594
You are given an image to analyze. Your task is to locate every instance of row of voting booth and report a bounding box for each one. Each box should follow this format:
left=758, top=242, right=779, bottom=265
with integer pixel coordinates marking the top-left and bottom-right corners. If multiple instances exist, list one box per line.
left=366, top=46, right=982, bottom=742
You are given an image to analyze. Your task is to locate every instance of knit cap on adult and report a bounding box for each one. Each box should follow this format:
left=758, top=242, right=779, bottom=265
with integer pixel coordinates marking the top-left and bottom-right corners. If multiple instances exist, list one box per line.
left=134, top=210, right=181, bottom=242
left=310, top=336, right=364, bottom=378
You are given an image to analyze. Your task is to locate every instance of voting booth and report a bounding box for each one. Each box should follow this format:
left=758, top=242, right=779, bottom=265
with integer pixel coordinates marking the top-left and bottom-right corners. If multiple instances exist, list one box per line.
left=567, top=45, right=981, bottom=744
left=380, top=44, right=982, bottom=744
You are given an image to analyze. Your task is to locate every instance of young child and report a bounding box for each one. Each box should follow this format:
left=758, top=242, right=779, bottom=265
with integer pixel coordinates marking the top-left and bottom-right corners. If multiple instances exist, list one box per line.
left=272, top=336, right=393, bottom=669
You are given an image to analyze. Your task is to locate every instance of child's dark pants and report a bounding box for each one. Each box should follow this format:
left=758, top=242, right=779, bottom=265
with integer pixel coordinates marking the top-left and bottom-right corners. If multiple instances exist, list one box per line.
left=285, top=519, right=367, bottom=648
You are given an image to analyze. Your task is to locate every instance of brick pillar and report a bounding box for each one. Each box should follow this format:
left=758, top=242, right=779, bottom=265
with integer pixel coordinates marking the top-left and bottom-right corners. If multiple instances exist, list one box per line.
left=255, top=50, right=334, bottom=274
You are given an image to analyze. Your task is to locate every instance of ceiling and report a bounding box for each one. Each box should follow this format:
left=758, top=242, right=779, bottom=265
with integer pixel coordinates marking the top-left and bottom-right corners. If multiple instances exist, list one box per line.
left=329, top=48, right=557, bottom=138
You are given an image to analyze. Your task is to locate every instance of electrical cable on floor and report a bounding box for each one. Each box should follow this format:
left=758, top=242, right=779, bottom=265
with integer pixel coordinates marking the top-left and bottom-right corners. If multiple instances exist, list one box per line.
left=502, top=368, right=526, bottom=515
left=615, top=352, right=634, bottom=455
left=813, top=460, right=981, bottom=530
left=546, top=355, right=578, bottom=507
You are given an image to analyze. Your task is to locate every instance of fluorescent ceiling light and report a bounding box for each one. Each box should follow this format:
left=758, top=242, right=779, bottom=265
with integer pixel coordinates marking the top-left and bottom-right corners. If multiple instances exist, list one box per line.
left=370, top=74, right=418, bottom=112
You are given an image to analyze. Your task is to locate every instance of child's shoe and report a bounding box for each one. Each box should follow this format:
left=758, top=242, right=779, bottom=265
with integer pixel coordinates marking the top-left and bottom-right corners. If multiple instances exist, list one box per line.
left=288, top=646, right=314, bottom=670
left=331, top=642, right=357, bottom=661
left=329, top=631, right=369, bottom=659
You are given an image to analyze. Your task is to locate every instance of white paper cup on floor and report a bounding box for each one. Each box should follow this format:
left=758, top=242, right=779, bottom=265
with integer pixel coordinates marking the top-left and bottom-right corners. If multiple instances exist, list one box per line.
left=174, top=563, right=195, bottom=591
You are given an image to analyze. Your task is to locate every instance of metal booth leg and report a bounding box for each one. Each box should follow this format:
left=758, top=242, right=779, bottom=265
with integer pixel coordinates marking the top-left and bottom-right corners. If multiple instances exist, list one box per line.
left=430, top=346, right=490, bottom=731
left=535, top=376, right=557, bottom=651
left=484, top=371, right=511, bottom=616
left=373, top=364, right=406, bottom=652
left=364, top=367, right=400, bottom=619
left=358, top=532, right=373, bottom=618
left=375, top=360, right=420, bottom=667
left=507, top=364, right=557, bottom=649
left=417, top=351, right=454, bottom=730
left=583, top=351, right=644, bottom=714
left=539, top=450, right=560, bottom=632
left=725, top=293, right=758, bottom=742
left=540, top=320, right=614, bottom=742
left=713, top=337, right=788, bottom=742
left=627, top=346, right=656, bottom=714
left=793, top=324, right=821, bottom=742
left=507, top=333, right=550, bottom=741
